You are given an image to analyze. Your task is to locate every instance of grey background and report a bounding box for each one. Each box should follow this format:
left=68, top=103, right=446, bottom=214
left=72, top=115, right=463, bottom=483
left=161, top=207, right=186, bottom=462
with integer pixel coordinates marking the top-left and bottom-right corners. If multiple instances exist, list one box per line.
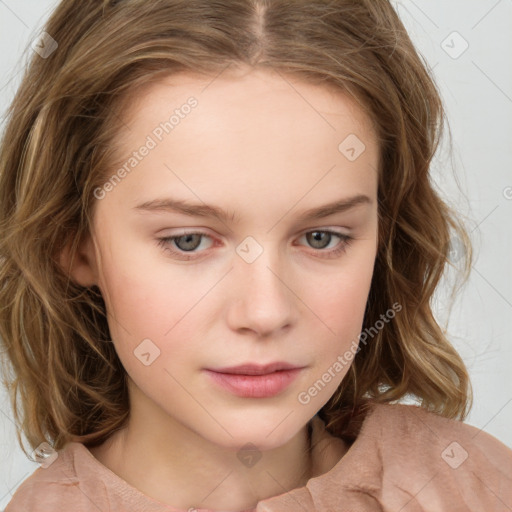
left=1, top=0, right=511, bottom=508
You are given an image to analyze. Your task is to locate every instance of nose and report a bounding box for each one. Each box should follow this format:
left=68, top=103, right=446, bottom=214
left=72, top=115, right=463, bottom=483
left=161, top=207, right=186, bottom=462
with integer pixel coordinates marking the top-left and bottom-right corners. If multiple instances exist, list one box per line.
left=226, top=242, right=296, bottom=337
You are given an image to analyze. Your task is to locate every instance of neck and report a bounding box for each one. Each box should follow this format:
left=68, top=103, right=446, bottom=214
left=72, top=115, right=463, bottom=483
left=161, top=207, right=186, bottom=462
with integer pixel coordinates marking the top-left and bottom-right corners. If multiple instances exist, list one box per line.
left=89, top=384, right=315, bottom=511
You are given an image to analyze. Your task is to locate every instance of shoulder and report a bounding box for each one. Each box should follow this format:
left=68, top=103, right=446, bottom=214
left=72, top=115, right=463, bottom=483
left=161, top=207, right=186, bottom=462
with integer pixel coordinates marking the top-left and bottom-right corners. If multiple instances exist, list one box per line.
left=5, top=442, right=110, bottom=512
left=356, top=402, right=512, bottom=510
left=364, top=401, right=512, bottom=461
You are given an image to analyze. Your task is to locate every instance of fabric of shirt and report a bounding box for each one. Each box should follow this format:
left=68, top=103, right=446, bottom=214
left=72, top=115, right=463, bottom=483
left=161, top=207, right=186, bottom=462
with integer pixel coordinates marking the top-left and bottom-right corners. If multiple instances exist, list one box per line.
left=5, top=402, right=512, bottom=511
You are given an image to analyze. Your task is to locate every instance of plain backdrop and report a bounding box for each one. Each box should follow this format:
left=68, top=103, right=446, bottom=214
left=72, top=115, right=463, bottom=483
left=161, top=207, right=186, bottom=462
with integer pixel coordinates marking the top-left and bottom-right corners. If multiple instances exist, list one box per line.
left=0, top=0, right=511, bottom=508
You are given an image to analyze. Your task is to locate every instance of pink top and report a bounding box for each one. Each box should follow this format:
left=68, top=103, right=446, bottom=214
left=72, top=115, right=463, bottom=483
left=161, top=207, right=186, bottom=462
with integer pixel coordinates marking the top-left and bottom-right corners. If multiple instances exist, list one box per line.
left=5, top=402, right=512, bottom=511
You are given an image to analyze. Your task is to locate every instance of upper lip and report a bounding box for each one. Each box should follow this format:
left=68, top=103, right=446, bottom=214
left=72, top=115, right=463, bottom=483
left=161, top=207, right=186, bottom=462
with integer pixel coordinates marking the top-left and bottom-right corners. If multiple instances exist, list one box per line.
left=206, top=362, right=303, bottom=375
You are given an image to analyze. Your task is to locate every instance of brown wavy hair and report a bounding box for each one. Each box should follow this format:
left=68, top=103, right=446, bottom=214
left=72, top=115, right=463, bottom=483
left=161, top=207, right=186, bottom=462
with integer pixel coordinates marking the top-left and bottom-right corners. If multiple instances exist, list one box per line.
left=0, top=0, right=473, bottom=458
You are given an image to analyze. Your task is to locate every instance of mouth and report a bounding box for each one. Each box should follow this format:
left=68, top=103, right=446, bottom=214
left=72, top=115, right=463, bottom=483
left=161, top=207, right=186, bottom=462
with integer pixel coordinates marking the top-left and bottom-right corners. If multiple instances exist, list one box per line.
left=206, top=361, right=304, bottom=376
left=203, top=362, right=305, bottom=398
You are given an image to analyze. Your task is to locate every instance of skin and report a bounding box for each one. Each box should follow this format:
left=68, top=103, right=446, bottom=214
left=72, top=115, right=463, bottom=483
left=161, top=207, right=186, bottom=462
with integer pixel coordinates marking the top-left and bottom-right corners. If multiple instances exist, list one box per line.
left=62, top=65, right=380, bottom=511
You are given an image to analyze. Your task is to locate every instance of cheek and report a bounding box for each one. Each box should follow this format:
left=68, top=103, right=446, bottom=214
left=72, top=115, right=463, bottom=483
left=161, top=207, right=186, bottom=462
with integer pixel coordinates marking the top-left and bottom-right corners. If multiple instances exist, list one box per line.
left=310, top=280, right=368, bottom=370
left=296, top=266, right=374, bottom=407
left=316, top=252, right=375, bottom=337
left=99, top=269, right=171, bottom=335
left=96, top=244, right=211, bottom=374
left=96, top=237, right=193, bottom=332
left=97, top=266, right=195, bottom=398
left=303, top=243, right=376, bottom=385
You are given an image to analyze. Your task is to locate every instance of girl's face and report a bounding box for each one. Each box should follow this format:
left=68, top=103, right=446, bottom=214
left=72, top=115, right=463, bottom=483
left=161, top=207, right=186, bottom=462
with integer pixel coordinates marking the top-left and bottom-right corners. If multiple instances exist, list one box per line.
left=81, top=67, right=379, bottom=450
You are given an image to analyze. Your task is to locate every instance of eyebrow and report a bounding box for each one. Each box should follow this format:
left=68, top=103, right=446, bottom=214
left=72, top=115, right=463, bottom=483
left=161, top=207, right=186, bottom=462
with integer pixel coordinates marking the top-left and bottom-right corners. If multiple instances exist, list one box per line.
left=133, top=194, right=372, bottom=224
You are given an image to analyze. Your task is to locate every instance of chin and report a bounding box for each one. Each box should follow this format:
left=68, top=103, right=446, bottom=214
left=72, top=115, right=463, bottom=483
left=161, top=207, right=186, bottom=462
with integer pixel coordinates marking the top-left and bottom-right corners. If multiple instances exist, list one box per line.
left=204, top=413, right=305, bottom=451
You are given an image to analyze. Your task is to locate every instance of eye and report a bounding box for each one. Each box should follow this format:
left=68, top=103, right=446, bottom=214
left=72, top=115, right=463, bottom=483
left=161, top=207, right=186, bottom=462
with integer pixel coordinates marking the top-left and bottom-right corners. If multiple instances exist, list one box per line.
left=156, top=229, right=354, bottom=261
left=157, top=232, right=214, bottom=260
left=298, top=230, right=354, bottom=258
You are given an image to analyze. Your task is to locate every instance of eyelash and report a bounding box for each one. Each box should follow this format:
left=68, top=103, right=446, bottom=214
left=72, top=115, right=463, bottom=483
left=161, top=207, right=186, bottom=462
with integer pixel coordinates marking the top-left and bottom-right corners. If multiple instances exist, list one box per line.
left=156, top=229, right=354, bottom=261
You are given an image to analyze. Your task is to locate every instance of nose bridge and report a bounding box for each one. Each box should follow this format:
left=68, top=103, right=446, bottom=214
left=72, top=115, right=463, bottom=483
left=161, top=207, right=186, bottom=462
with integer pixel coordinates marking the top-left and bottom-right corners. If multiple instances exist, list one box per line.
left=236, top=235, right=284, bottom=294
left=230, top=234, right=294, bottom=334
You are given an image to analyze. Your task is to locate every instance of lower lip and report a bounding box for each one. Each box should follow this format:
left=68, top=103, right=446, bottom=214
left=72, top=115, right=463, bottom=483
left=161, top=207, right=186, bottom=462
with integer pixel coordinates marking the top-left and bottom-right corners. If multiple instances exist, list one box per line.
left=204, top=368, right=303, bottom=398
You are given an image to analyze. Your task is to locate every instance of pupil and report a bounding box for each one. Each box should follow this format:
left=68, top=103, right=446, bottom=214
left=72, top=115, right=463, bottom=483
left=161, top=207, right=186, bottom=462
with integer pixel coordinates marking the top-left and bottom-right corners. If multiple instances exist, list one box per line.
left=177, top=234, right=200, bottom=251
left=309, top=231, right=329, bottom=249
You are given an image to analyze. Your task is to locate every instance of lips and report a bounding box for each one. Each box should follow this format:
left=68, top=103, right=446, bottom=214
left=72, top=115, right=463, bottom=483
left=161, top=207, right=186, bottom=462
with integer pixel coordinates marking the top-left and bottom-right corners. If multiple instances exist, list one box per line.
left=207, top=362, right=302, bottom=375
left=203, top=362, right=305, bottom=398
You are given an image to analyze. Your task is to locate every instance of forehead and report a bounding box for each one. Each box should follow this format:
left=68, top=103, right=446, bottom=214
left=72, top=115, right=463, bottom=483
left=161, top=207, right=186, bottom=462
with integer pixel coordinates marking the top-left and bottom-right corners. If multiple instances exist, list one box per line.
left=101, top=67, right=380, bottom=223
left=118, top=66, right=378, bottom=143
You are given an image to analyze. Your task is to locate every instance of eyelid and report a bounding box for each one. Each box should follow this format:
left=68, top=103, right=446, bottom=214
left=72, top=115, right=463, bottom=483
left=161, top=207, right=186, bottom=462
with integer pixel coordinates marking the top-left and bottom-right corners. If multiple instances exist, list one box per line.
left=156, top=226, right=351, bottom=245
left=156, top=226, right=354, bottom=261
